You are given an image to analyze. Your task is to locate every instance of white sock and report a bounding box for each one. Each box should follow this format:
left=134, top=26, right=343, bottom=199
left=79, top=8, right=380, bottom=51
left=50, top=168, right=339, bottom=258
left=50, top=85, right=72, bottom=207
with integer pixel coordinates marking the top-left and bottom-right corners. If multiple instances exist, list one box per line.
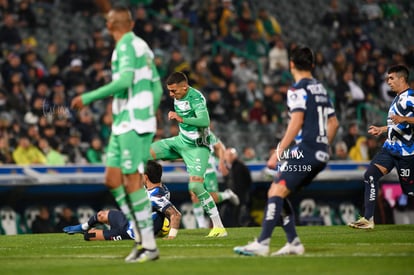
left=193, top=204, right=209, bottom=228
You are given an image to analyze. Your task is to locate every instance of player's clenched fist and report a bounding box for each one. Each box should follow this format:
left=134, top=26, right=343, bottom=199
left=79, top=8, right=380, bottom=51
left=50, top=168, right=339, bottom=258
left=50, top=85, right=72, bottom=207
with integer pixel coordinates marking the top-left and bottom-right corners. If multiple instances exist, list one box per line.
left=71, top=95, right=85, bottom=109
left=168, top=111, right=183, bottom=123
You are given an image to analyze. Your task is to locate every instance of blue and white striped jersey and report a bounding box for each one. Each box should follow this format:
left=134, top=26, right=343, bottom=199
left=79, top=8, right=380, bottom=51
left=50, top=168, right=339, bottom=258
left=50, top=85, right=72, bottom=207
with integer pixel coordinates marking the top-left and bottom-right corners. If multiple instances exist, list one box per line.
left=384, top=88, right=414, bottom=156
left=146, top=183, right=173, bottom=220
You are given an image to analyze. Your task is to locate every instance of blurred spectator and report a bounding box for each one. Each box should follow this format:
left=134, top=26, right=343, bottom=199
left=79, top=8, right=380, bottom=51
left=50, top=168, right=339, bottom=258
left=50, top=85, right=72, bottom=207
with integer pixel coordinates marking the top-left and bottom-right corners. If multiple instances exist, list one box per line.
left=42, top=42, right=58, bottom=70
left=348, top=136, right=369, bottom=161
left=320, top=0, right=344, bottom=30
left=333, top=140, right=349, bottom=160
left=360, top=0, right=383, bottom=26
left=231, top=59, right=257, bottom=91
left=254, top=8, right=282, bottom=42
left=0, top=13, right=22, bottom=51
left=16, top=0, right=36, bottom=30
left=198, top=5, right=219, bottom=52
left=166, top=48, right=191, bottom=77
left=314, top=51, right=337, bottom=87
left=334, top=70, right=365, bottom=120
left=12, top=135, right=46, bottom=165
left=208, top=53, right=232, bottom=86
left=236, top=0, right=255, bottom=39
left=56, top=41, right=82, bottom=70
left=223, top=147, right=253, bottom=227
left=85, top=58, right=110, bottom=90
left=38, top=137, right=66, bottom=165
left=218, top=0, right=236, bottom=38
left=244, top=79, right=263, bottom=108
left=262, top=84, right=281, bottom=123
left=245, top=29, right=269, bottom=59
left=222, top=81, right=246, bottom=123
left=7, top=74, right=29, bottom=115
left=74, top=107, right=99, bottom=143
left=32, top=206, right=55, bottom=233
left=366, top=135, right=380, bottom=160
left=0, top=135, right=12, bottom=164
left=188, top=55, right=216, bottom=90
left=64, top=58, right=88, bottom=90
left=99, top=111, right=112, bottom=144
left=241, top=146, right=259, bottom=162
left=342, top=122, right=360, bottom=150
left=207, top=89, right=228, bottom=123
left=2, top=53, right=29, bottom=88
left=86, top=136, right=104, bottom=164
left=61, top=129, right=86, bottom=164
left=249, top=99, right=266, bottom=124
left=55, top=206, right=78, bottom=232
left=268, top=37, right=289, bottom=76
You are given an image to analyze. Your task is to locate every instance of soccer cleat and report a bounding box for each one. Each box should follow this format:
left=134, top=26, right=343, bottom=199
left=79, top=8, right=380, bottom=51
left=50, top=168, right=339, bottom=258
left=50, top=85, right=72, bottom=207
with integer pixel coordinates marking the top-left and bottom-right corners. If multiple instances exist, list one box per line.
left=206, top=227, right=228, bottom=237
left=125, top=246, right=159, bottom=263
left=271, top=239, right=305, bottom=256
left=234, top=239, right=269, bottom=256
left=348, top=217, right=374, bottom=229
left=224, top=189, right=240, bottom=206
left=63, top=224, right=84, bottom=234
left=124, top=242, right=143, bottom=262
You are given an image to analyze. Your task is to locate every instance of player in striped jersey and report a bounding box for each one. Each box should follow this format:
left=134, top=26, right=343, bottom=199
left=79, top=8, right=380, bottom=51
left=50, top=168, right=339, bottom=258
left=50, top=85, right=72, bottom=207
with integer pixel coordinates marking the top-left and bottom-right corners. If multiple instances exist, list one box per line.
left=71, top=6, right=162, bottom=263
left=349, top=64, right=414, bottom=229
left=234, top=46, right=339, bottom=256
left=150, top=72, right=227, bottom=237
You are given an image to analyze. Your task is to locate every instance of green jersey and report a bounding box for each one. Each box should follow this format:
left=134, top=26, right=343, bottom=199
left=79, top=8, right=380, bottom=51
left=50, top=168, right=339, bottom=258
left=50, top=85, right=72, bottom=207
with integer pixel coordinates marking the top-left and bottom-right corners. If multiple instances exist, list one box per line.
left=175, top=86, right=211, bottom=146
left=82, top=32, right=162, bottom=136
left=111, top=32, right=160, bottom=135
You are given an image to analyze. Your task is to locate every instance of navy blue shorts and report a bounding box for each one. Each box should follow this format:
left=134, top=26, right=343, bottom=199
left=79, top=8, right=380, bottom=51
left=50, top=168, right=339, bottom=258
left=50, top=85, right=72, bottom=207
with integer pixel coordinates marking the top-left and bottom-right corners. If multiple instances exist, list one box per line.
left=372, top=148, right=414, bottom=195
left=103, top=210, right=132, bottom=241
left=274, top=146, right=329, bottom=193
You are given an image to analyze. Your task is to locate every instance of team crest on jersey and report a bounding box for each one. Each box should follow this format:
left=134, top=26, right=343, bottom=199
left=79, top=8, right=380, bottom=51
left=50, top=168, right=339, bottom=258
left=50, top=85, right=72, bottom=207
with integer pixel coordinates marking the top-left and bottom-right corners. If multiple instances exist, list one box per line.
left=289, top=93, right=298, bottom=101
left=176, top=100, right=191, bottom=111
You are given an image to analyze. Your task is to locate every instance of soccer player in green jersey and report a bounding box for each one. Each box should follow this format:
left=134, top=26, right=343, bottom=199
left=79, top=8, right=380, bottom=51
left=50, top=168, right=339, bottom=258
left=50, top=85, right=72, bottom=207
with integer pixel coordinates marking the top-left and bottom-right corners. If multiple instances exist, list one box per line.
left=150, top=72, right=227, bottom=237
left=71, top=6, right=162, bottom=263
left=191, top=131, right=240, bottom=228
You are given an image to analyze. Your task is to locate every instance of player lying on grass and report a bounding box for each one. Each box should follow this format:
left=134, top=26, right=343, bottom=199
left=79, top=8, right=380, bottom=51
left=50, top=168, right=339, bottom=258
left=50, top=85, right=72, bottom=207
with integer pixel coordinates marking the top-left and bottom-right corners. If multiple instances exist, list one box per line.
left=64, top=160, right=181, bottom=240
left=63, top=209, right=172, bottom=240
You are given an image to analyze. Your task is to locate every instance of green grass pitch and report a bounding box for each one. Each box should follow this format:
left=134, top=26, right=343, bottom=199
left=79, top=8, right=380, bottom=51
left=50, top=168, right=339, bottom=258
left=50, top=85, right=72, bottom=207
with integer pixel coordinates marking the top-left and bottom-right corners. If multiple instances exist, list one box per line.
left=0, top=225, right=413, bottom=274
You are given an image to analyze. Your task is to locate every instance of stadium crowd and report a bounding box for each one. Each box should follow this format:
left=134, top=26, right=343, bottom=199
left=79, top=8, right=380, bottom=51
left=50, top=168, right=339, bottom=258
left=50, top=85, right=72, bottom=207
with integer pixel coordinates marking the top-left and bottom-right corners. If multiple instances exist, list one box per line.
left=0, top=0, right=413, bottom=166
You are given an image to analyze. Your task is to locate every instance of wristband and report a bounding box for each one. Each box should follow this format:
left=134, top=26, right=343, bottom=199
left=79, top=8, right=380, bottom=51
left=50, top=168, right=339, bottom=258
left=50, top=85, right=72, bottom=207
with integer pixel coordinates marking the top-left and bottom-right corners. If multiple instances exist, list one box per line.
left=168, top=228, right=178, bottom=237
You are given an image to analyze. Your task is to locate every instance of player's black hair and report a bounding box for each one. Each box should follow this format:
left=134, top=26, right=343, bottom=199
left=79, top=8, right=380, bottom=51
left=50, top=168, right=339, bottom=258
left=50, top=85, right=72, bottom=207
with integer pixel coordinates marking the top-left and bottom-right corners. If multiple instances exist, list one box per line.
left=110, top=4, right=132, bottom=21
left=166, top=71, right=188, bottom=85
left=290, top=46, right=314, bottom=71
left=388, top=65, right=410, bottom=82
left=145, top=160, right=162, bottom=183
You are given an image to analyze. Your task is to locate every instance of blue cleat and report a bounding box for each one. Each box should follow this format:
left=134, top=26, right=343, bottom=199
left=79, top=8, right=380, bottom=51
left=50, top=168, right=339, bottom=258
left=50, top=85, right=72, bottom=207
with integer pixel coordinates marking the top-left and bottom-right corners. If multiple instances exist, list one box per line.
left=63, top=224, right=84, bottom=234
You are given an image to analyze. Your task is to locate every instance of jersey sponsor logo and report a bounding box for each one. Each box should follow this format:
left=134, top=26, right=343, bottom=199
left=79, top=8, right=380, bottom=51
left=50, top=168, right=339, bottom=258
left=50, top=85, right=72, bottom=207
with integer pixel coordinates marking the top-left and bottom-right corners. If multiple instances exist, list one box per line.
left=123, top=160, right=132, bottom=170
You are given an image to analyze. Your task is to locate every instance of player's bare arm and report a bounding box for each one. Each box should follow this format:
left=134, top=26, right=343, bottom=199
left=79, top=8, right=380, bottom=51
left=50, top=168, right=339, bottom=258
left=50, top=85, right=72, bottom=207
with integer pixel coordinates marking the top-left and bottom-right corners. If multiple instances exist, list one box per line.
left=214, top=141, right=228, bottom=176
left=368, top=125, right=387, bottom=136
left=327, top=116, right=339, bottom=144
left=390, top=114, right=414, bottom=125
left=163, top=205, right=181, bottom=240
